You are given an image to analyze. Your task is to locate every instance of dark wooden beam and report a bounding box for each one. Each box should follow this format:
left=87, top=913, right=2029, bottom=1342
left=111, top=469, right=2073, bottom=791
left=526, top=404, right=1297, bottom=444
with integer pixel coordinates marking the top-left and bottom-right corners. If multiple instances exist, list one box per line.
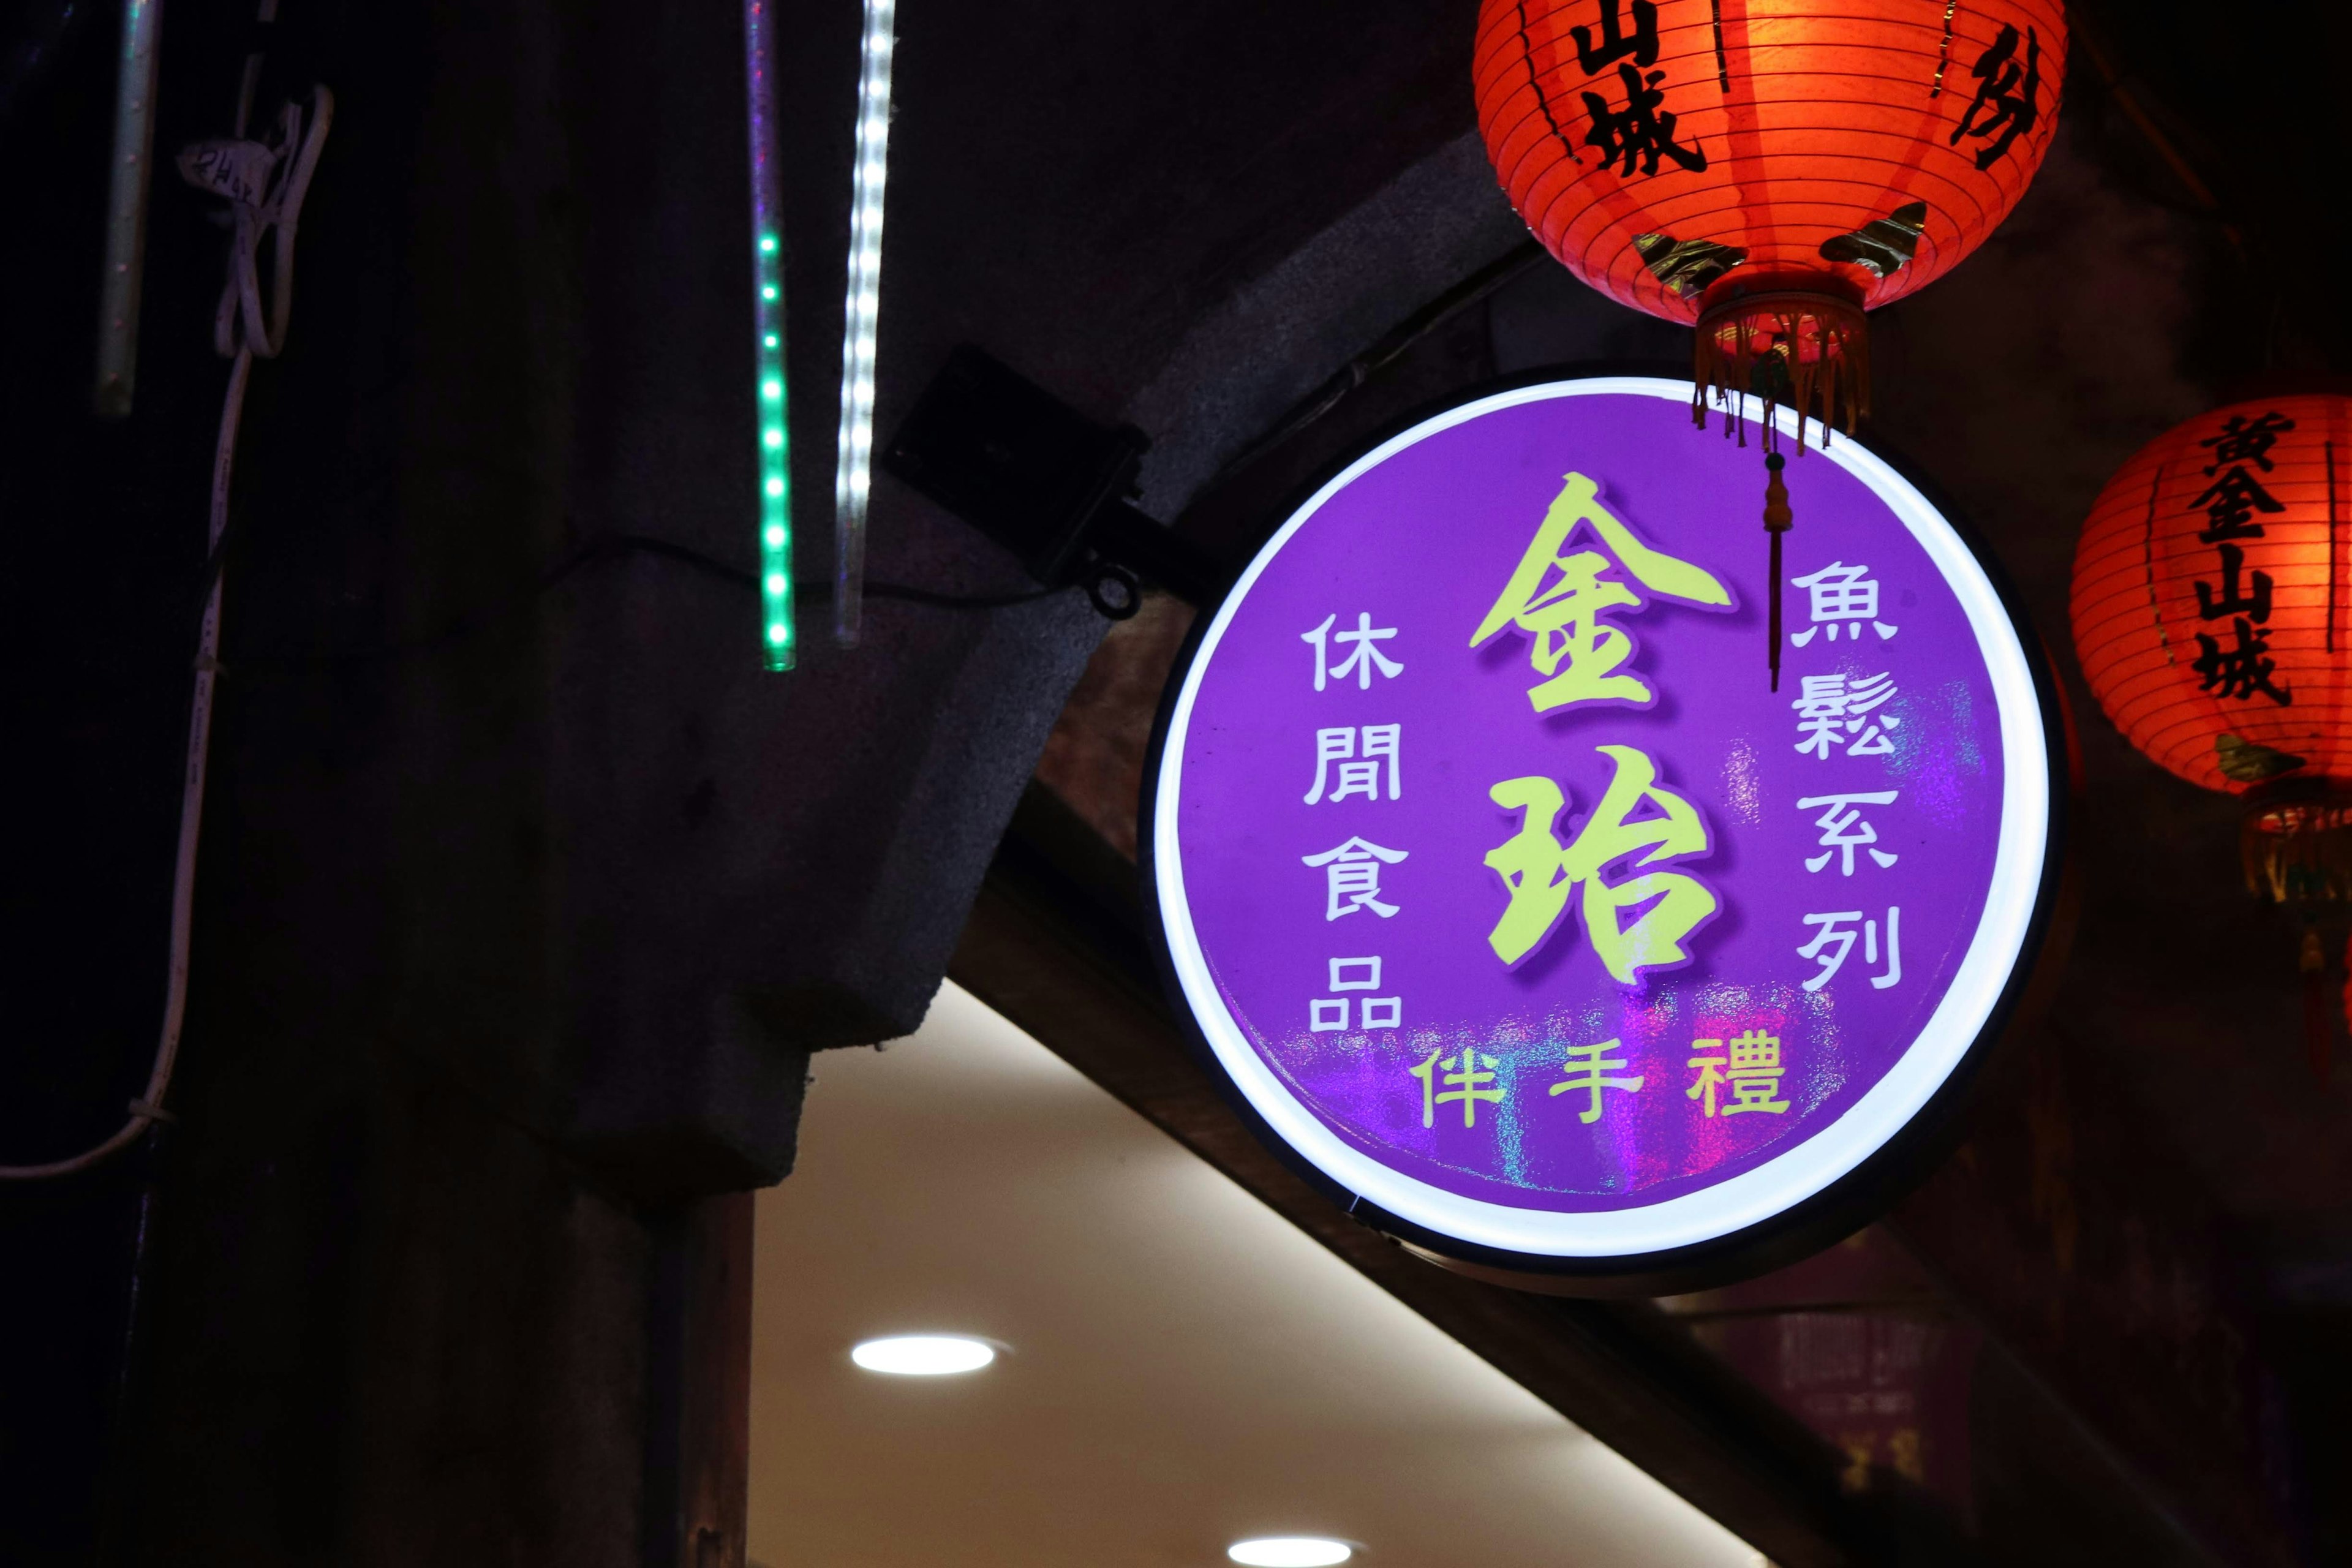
left=645, top=1194, right=754, bottom=1568
left=951, top=785, right=1984, bottom=1568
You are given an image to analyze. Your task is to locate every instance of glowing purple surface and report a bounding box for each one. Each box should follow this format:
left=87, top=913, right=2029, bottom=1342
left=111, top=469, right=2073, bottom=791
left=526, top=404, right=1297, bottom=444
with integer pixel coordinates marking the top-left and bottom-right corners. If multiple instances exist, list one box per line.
left=1160, top=385, right=2029, bottom=1221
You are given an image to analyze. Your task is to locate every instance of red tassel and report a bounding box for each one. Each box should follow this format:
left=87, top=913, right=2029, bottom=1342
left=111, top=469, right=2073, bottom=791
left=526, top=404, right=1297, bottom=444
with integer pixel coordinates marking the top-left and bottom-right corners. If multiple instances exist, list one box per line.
left=1764, top=451, right=1791, bottom=692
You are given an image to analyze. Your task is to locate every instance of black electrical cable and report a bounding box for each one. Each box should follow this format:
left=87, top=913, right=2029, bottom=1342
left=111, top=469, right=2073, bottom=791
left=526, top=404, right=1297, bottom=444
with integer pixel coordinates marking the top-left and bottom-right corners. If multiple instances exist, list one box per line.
left=1199, top=239, right=1547, bottom=492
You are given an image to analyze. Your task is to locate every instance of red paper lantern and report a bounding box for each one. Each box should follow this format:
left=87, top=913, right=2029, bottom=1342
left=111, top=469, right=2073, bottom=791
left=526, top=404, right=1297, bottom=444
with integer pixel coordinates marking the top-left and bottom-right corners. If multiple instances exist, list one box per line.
left=1476, top=0, right=2067, bottom=440
left=2073, top=394, right=2352, bottom=796
left=2073, top=393, right=2352, bottom=1077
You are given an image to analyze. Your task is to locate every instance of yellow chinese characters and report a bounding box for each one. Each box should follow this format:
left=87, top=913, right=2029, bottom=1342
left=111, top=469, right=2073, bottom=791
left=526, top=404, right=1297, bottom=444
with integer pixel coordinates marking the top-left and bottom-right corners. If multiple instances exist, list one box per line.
left=1686, top=1031, right=1791, bottom=1117
left=1483, top=744, right=1718, bottom=984
left=1470, top=472, right=1731, bottom=712
left=1411, top=1046, right=1506, bottom=1129
left=1548, top=1038, right=1645, bottom=1125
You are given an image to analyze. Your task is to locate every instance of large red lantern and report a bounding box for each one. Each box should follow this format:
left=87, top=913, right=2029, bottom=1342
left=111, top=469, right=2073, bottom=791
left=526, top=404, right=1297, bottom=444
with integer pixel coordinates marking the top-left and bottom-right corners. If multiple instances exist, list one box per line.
left=2072, top=393, right=2352, bottom=1075
left=1475, top=0, right=2067, bottom=443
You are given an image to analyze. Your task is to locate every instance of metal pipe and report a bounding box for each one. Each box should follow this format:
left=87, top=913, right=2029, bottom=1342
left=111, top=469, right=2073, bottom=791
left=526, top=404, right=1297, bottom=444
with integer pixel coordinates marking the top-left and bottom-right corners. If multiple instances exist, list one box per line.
left=94, top=0, right=164, bottom=418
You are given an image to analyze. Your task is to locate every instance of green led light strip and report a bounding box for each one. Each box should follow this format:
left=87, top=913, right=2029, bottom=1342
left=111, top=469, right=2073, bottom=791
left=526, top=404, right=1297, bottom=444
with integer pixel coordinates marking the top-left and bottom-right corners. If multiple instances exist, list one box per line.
left=756, top=233, right=793, bottom=669
left=746, top=0, right=794, bottom=669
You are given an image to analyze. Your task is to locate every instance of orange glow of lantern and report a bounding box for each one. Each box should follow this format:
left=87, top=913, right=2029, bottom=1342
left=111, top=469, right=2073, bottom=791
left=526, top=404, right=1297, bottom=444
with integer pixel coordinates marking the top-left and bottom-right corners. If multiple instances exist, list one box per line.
left=1474, top=0, right=2067, bottom=445
left=2072, top=393, right=2352, bottom=1077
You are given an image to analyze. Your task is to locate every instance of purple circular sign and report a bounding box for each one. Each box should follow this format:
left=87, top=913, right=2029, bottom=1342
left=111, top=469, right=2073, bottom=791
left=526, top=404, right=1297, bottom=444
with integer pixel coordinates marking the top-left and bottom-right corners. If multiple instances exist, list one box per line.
left=1150, top=378, right=2056, bottom=1278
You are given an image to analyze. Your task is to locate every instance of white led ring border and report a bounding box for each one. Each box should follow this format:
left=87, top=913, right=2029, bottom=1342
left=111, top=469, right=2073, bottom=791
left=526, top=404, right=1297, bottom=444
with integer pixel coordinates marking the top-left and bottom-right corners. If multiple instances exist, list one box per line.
left=1153, top=377, right=2052, bottom=1260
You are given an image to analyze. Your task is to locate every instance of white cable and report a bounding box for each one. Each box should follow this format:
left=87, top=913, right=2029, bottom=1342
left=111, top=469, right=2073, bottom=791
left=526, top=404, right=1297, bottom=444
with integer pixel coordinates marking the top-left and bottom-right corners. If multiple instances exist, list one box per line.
left=1, top=75, right=331, bottom=1182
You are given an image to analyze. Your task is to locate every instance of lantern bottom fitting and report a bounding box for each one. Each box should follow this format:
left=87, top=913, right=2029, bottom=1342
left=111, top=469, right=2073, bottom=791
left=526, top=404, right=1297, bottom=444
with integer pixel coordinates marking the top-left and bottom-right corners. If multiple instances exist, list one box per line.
left=2241, top=788, right=2352, bottom=906
left=1692, top=277, right=1869, bottom=456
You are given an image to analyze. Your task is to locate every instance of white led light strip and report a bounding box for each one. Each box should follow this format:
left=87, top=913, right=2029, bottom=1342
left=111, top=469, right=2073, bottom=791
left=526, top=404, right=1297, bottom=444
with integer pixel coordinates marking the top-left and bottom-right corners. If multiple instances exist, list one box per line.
left=832, top=0, right=896, bottom=647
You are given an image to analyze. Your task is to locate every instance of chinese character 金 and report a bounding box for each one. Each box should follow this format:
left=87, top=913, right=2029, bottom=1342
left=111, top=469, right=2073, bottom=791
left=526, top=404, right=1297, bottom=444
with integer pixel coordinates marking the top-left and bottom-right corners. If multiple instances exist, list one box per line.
left=1550, top=1038, right=1645, bottom=1125
left=1303, top=724, right=1403, bottom=804
left=2201, top=410, right=2293, bottom=475
left=2193, top=617, right=2293, bottom=706
left=1300, top=837, right=1409, bottom=921
left=1413, top=1047, right=1505, bottom=1129
left=1796, top=792, right=1901, bottom=876
left=1792, top=671, right=1899, bottom=761
left=1584, top=61, right=1708, bottom=176
left=1570, top=0, right=1657, bottom=75
left=1948, top=23, right=2041, bottom=171
left=1471, top=471, right=1730, bottom=713
left=1484, top=744, right=1718, bottom=984
left=1797, top=908, right=1903, bottom=992
left=1789, top=562, right=1897, bottom=646
left=2193, top=465, right=2286, bottom=545
left=1302, top=611, right=1404, bottom=692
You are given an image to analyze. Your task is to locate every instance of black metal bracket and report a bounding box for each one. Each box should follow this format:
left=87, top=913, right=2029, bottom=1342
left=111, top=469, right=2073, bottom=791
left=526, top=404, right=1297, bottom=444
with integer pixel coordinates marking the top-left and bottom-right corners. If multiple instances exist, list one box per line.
left=881, top=345, right=1226, bottom=606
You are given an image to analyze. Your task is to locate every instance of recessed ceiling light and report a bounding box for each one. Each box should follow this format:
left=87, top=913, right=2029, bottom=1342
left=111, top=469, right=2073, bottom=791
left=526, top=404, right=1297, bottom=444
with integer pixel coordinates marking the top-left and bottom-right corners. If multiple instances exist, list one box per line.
left=1227, top=1539, right=1353, bottom=1567
left=849, top=1335, right=997, bottom=1376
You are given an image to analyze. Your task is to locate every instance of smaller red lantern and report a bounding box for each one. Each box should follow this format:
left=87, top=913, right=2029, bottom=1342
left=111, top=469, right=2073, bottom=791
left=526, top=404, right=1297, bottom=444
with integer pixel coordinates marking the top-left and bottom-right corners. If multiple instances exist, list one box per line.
left=2072, top=393, right=2352, bottom=1076
left=1475, top=0, right=2068, bottom=447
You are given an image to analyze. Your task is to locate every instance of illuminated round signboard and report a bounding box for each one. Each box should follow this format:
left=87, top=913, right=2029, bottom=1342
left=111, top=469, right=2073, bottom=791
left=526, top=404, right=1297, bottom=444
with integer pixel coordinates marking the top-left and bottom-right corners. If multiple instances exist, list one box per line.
left=1147, top=377, right=2061, bottom=1289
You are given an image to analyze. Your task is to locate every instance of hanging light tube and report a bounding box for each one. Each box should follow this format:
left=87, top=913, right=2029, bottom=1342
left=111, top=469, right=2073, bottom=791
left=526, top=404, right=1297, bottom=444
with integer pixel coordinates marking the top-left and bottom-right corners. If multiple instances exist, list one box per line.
left=745, top=0, right=795, bottom=670
left=94, top=0, right=165, bottom=417
left=832, top=0, right=896, bottom=647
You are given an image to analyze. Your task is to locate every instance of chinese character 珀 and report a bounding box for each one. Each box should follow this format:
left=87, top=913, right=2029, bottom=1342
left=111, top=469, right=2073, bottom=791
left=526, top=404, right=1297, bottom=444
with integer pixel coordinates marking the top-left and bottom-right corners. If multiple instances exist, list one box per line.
left=1484, top=744, right=1717, bottom=984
